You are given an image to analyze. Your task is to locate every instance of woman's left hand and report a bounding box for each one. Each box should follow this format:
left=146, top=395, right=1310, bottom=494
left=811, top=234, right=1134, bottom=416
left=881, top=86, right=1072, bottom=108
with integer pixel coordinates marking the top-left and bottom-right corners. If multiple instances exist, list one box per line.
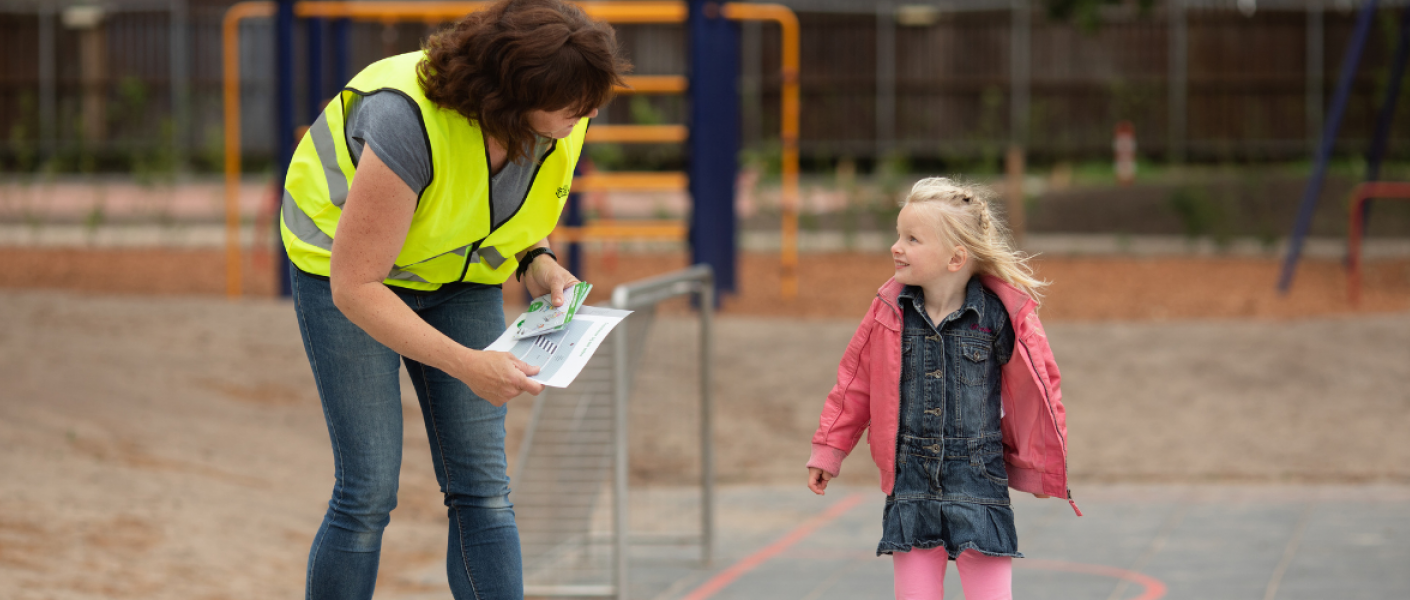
left=523, top=252, right=581, bottom=307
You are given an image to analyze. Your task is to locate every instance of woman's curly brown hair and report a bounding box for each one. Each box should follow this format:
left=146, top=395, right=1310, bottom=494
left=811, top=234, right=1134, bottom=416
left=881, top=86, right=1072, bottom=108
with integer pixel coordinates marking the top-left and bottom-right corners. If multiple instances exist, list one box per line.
left=419, top=0, right=630, bottom=163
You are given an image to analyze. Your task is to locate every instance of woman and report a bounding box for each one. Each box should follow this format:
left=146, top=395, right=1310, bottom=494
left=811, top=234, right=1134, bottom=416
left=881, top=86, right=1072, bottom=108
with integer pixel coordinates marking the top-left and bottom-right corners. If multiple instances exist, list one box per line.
left=279, top=1, right=628, bottom=598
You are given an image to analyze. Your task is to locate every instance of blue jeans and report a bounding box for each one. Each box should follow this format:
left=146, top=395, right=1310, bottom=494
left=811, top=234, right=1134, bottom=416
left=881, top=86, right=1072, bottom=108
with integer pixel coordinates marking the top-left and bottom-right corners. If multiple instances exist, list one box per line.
left=292, top=269, right=522, bottom=600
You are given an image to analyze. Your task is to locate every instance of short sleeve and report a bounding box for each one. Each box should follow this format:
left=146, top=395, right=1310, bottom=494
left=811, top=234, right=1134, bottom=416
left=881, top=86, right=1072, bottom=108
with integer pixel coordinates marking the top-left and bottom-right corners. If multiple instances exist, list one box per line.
left=343, top=92, right=433, bottom=195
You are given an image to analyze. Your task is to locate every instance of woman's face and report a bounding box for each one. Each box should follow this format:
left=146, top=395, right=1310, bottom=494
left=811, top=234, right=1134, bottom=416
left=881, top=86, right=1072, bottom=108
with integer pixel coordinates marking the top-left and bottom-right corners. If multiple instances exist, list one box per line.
left=528, top=106, right=599, bottom=139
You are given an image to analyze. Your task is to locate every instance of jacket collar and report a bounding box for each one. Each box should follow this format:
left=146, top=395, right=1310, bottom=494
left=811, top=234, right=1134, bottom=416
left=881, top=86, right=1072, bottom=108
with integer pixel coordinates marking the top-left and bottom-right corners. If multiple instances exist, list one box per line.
left=895, top=278, right=987, bottom=325
left=876, top=275, right=1037, bottom=328
left=977, top=274, right=1037, bottom=321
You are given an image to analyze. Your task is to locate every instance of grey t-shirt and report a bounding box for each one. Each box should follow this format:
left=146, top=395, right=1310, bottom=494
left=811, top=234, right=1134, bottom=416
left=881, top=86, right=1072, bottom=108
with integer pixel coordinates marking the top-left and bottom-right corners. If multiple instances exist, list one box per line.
left=343, top=92, right=553, bottom=228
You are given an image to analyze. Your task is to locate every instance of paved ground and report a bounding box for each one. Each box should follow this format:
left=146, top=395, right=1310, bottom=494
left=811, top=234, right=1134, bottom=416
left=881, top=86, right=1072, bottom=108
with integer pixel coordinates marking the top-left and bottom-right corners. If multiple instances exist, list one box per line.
left=391, top=483, right=1410, bottom=600
left=587, top=484, right=1410, bottom=600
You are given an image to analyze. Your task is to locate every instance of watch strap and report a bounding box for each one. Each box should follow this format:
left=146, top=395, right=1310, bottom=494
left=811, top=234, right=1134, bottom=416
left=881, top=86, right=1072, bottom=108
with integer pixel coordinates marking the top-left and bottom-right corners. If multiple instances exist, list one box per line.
left=515, top=247, right=558, bottom=282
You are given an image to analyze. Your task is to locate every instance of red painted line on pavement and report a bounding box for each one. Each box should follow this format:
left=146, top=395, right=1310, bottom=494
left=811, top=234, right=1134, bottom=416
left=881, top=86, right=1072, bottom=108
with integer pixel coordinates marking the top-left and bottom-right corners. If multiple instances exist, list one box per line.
left=679, top=492, right=869, bottom=600
left=675, top=493, right=1166, bottom=600
left=1021, top=559, right=1168, bottom=600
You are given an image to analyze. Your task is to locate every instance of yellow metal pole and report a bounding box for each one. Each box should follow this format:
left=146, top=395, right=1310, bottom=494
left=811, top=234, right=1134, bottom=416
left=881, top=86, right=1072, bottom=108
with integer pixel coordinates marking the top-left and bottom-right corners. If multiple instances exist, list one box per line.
left=224, top=2, right=276, bottom=299
left=723, top=3, right=800, bottom=298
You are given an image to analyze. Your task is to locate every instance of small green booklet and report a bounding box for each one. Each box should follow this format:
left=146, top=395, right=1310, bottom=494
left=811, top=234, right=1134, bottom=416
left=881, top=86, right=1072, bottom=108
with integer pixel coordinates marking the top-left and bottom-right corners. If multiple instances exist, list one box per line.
left=511, top=282, right=593, bottom=339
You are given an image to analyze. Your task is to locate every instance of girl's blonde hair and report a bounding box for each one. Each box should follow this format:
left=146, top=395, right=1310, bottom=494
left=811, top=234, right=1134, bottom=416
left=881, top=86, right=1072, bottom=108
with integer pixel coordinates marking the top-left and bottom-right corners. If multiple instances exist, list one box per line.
left=902, top=177, right=1048, bottom=302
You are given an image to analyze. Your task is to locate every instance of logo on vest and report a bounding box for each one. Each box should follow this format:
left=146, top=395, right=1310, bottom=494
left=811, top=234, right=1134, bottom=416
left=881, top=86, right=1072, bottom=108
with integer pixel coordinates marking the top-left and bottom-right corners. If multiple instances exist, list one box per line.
left=556, top=185, right=570, bottom=198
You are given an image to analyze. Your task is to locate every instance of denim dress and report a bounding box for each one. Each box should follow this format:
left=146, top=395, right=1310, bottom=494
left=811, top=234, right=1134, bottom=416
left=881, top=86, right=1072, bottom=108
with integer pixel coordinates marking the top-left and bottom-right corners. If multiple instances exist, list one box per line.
left=877, top=277, right=1021, bottom=559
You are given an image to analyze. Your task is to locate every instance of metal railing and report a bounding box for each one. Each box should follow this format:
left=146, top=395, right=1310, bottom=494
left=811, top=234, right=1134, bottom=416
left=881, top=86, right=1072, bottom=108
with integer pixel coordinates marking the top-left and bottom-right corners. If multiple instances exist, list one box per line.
left=512, top=264, right=714, bottom=600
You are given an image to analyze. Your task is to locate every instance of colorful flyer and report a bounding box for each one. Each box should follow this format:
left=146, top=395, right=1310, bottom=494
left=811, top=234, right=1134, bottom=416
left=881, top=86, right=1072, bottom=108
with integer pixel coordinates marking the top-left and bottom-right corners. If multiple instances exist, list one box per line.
left=512, top=282, right=593, bottom=340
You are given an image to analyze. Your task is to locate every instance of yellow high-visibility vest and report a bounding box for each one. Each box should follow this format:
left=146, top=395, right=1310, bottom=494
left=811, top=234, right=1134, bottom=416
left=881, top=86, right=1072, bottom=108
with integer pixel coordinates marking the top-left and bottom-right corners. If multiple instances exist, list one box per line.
left=280, top=51, right=585, bottom=290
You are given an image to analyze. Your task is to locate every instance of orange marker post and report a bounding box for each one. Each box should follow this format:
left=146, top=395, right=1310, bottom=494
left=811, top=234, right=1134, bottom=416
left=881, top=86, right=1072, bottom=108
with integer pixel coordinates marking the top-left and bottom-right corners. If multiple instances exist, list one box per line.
left=722, top=3, right=801, bottom=298
left=223, top=2, right=277, bottom=299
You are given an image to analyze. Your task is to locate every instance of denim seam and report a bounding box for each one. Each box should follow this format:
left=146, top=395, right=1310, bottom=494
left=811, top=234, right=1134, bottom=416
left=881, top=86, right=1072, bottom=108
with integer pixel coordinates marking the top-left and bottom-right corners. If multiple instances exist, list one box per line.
left=414, top=359, right=482, bottom=600
left=295, top=274, right=343, bottom=599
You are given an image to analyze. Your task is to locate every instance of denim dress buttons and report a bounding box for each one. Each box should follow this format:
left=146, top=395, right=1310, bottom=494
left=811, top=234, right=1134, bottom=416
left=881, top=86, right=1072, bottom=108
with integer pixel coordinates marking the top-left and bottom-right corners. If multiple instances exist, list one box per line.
left=877, top=277, right=1021, bottom=560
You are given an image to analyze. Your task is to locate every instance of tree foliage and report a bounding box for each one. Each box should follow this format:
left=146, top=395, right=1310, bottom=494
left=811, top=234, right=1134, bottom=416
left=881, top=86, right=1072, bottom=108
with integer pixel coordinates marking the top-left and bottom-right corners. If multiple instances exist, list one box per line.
left=1042, top=0, right=1156, bottom=32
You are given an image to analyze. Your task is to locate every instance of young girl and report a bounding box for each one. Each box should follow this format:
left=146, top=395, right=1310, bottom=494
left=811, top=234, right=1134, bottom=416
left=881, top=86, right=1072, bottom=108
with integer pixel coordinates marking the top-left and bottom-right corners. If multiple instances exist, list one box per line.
left=806, top=178, right=1079, bottom=600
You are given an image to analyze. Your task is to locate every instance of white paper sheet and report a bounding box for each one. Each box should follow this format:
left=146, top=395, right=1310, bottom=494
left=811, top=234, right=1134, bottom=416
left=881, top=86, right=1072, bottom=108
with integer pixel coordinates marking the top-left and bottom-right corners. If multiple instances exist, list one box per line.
left=486, top=305, right=632, bottom=388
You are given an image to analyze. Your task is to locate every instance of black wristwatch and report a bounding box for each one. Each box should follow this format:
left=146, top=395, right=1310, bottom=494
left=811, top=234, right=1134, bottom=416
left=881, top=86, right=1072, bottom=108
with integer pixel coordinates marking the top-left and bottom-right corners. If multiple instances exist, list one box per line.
left=515, top=247, right=557, bottom=282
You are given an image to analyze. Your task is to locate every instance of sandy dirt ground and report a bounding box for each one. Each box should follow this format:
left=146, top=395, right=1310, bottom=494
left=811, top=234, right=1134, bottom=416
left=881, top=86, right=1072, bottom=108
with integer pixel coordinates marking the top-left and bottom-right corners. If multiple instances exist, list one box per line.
left=1, top=250, right=1409, bottom=598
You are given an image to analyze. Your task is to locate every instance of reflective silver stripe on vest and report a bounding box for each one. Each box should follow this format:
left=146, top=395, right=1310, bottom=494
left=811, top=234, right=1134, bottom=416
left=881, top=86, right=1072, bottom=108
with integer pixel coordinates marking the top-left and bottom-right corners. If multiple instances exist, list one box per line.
left=386, top=244, right=472, bottom=283
left=385, top=268, right=430, bottom=283
left=475, top=246, right=508, bottom=269
left=281, top=189, right=334, bottom=250
left=310, top=112, right=350, bottom=207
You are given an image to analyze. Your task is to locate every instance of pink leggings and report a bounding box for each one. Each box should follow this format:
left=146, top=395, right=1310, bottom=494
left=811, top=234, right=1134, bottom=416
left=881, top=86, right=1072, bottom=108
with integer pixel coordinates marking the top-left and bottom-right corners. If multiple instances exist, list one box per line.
left=892, top=547, right=1012, bottom=600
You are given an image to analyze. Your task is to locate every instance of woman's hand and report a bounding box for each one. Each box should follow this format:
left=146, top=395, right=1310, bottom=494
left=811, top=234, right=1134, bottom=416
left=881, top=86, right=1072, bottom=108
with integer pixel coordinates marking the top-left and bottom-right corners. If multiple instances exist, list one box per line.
left=1031, top=493, right=1051, bottom=499
left=807, top=467, right=834, bottom=496
left=522, top=250, right=580, bottom=307
left=454, top=349, right=545, bottom=406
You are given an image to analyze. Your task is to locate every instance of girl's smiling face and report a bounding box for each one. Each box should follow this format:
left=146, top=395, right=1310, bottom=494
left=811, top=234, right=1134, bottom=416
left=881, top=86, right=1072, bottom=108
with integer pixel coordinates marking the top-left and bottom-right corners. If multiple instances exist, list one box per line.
left=891, top=204, right=965, bottom=286
left=527, top=106, right=599, bottom=139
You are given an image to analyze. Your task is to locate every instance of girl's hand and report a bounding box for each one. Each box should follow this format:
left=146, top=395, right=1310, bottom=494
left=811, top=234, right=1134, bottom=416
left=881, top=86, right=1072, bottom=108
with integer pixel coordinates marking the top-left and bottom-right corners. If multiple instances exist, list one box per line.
left=807, top=467, right=834, bottom=495
left=1031, top=493, right=1051, bottom=499
left=523, top=251, right=580, bottom=307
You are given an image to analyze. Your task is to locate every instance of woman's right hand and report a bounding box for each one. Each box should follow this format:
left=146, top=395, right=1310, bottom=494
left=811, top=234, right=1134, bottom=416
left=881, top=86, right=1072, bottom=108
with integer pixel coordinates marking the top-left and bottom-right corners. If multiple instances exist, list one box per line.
left=456, top=349, right=545, bottom=406
left=807, top=467, right=834, bottom=496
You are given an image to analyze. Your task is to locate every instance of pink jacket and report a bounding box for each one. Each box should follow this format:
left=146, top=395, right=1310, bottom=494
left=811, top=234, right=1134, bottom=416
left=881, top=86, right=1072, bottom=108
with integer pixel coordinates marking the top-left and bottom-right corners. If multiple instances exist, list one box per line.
left=808, top=275, right=1081, bottom=516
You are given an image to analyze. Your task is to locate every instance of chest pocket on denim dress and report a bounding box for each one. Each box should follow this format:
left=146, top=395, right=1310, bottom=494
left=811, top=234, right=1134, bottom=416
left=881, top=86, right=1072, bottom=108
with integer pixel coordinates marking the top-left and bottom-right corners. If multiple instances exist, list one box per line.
left=957, top=339, right=993, bottom=386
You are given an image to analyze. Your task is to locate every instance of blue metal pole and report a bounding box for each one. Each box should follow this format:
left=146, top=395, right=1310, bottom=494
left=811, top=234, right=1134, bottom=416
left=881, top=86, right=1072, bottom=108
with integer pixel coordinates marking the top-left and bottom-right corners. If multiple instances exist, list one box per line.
left=1278, top=0, right=1379, bottom=293
left=687, top=0, right=740, bottom=299
left=565, top=160, right=587, bottom=278
left=307, top=16, right=324, bottom=121
left=1358, top=7, right=1410, bottom=249
left=275, top=0, right=296, bottom=297
left=333, top=18, right=350, bottom=90
left=1367, top=8, right=1410, bottom=181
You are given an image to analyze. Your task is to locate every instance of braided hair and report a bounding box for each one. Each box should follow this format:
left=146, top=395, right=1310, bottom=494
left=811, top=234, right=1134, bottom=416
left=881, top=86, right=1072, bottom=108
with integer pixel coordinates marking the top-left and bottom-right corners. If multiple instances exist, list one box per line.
left=901, top=177, right=1047, bottom=302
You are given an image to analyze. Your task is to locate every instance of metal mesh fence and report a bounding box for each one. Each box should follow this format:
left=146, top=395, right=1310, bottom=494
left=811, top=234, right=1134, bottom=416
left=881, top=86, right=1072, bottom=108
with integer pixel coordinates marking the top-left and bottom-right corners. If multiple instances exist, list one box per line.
left=511, top=266, right=713, bottom=599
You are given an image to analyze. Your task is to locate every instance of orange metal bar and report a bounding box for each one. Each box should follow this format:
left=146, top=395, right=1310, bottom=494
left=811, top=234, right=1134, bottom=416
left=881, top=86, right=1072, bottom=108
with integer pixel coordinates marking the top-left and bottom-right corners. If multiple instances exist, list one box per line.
left=224, top=1, right=276, bottom=299
left=293, top=1, right=687, bottom=23
left=616, top=75, right=688, bottom=94
left=585, top=125, right=688, bottom=144
left=574, top=172, right=688, bottom=192
left=723, top=3, right=800, bottom=298
left=551, top=220, right=687, bottom=243
left=1346, top=181, right=1410, bottom=305
left=295, top=1, right=486, bottom=18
